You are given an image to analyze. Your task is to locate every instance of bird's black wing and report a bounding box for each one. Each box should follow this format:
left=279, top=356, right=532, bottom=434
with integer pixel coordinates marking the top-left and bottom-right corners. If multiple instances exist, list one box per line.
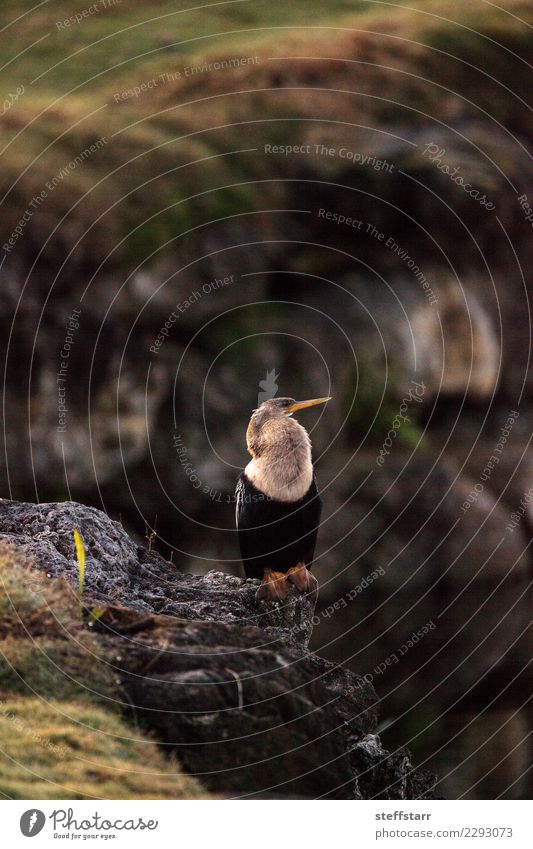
left=235, top=473, right=264, bottom=579
left=235, top=472, right=322, bottom=579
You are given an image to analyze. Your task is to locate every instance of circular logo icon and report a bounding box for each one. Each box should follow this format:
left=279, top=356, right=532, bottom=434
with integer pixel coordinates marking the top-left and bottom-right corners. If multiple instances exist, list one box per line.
left=20, top=810, right=46, bottom=837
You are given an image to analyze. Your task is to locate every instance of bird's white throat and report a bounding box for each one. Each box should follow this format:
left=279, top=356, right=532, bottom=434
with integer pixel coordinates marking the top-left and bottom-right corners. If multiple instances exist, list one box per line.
left=245, top=417, right=313, bottom=502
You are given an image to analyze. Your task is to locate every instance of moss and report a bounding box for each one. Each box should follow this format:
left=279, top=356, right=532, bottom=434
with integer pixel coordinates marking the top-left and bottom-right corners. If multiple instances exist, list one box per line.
left=0, top=635, right=117, bottom=707
left=0, top=543, right=118, bottom=706
left=0, top=545, right=72, bottom=624
left=0, top=698, right=211, bottom=799
left=0, top=542, right=212, bottom=799
left=118, top=174, right=260, bottom=266
left=1, top=0, right=530, bottom=276
left=121, top=213, right=170, bottom=266
left=203, top=182, right=258, bottom=221
left=347, top=362, right=423, bottom=447
left=0, top=0, right=370, bottom=92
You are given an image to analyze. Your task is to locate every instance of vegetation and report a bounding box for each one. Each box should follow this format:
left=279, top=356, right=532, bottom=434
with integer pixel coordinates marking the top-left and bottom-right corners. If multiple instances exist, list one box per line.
left=0, top=0, right=530, bottom=268
left=0, top=543, right=210, bottom=799
left=0, top=697, right=209, bottom=800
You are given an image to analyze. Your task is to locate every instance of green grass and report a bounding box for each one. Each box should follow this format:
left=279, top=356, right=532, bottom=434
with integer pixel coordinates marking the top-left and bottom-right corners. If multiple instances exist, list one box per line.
left=346, top=361, right=424, bottom=446
left=0, top=698, right=210, bottom=799
left=0, top=0, right=530, bottom=277
left=0, top=0, right=371, bottom=93
left=0, top=542, right=211, bottom=799
left=0, top=543, right=118, bottom=706
left=3, top=0, right=528, bottom=106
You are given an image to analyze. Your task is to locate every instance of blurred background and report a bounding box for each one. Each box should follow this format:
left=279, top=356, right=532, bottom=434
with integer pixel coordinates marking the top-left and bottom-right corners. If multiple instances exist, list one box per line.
left=0, top=0, right=532, bottom=799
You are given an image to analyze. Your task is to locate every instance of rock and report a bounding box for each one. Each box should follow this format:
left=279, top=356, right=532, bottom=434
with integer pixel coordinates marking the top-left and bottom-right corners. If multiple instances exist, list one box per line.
left=351, top=734, right=438, bottom=800
left=0, top=498, right=438, bottom=799
left=0, top=499, right=315, bottom=647
left=93, top=606, right=376, bottom=798
left=410, top=281, right=500, bottom=400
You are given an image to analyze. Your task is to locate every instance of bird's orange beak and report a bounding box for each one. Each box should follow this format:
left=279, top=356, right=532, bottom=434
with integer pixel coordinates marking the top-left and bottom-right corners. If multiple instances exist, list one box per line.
left=286, top=396, right=332, bottom=413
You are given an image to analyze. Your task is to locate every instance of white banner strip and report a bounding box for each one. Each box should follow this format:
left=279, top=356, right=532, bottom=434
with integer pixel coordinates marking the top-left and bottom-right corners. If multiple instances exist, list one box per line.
left=3, top=799, right=531, bottom=848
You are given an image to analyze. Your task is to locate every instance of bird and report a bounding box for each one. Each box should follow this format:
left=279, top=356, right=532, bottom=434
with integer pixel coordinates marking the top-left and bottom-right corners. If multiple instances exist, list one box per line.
left=235, top=395, right=331, bottom=603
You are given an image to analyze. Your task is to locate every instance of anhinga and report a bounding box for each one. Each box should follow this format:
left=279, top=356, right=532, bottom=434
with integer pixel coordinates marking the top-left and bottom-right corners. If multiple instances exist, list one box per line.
left=236, top=396, right=330, bottom=603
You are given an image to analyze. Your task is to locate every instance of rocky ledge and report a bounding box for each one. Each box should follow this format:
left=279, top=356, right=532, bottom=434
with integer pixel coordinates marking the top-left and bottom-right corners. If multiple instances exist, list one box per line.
left=0, top=499, right=438, bottom=799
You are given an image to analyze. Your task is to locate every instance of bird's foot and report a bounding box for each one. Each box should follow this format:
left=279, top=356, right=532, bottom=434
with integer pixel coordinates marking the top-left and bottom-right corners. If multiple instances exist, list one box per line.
left=285, top=563, right=319, bottom=602
left=256, top=569, right=290, bottom=603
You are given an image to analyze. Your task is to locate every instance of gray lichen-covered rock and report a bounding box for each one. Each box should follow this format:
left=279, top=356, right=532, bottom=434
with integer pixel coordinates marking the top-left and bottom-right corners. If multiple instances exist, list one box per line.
left=0, top=498, right=438, bottom=799
left=351, top=735, right=437, bottom=800
left=0, top=499, right=315, bottom=646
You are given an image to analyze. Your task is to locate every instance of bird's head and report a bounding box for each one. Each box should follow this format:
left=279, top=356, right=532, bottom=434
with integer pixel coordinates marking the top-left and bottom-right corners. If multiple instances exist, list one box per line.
left=253, top=396, right=331, bottom=419
left=246, top=396, right=331, bottom=458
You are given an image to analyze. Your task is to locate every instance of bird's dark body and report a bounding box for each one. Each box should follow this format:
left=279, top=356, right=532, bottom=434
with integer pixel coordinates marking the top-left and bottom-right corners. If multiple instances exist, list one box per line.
left=236, top=472, right=322, bottom=580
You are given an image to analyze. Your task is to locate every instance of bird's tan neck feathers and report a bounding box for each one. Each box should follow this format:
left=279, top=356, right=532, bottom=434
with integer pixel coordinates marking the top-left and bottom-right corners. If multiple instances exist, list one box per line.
left=245, top=415, right=313, bottom=502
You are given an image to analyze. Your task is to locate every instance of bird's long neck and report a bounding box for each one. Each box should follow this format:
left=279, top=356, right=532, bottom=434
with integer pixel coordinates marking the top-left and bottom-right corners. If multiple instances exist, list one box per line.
left=245, top=416, right=313, bottom=502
